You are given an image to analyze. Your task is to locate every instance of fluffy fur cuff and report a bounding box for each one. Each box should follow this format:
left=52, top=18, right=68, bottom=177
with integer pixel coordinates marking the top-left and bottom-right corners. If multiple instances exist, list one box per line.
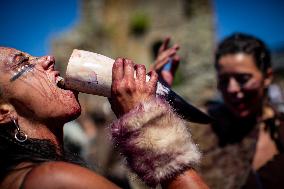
left=110, top=98, right=201, bottom=187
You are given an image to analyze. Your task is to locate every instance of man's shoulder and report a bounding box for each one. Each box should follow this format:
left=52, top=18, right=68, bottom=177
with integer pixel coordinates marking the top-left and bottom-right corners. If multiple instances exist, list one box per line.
left=21, top=161, right=86, bottom=189
left=21, top=161, right=118, bottom=189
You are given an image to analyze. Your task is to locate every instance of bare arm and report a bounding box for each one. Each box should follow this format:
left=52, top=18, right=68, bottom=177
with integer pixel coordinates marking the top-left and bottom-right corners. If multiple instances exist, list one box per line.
left=163, top=169, right=209, bottom=189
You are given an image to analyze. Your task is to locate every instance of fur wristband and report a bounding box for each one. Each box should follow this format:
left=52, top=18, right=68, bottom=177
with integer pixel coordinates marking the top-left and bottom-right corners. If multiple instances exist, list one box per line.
left=110, top=98, right=201, bottom=187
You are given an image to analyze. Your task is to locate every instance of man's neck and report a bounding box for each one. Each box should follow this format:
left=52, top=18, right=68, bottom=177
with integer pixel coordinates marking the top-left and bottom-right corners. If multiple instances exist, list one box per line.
left=18, top=117, right=64, bottom=150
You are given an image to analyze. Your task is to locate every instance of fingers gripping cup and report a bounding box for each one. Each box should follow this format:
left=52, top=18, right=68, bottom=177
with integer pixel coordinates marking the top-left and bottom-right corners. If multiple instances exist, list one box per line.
left=60, top=49, right=212, bottom=124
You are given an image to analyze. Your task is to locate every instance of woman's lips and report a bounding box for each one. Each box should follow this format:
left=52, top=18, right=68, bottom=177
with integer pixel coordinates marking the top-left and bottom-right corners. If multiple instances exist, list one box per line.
left=54, top=76, right=77, bottom=96
left=236, top=103, right=246, bottom=110
left=229, top=99, right=248, bottom=112
left=60, top=88, right=79, bottom=99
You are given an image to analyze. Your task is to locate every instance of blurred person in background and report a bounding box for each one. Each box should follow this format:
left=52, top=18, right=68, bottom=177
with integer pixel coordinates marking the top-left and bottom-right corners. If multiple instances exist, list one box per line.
left=156, top=33, right=284, bottom=189
left=0, top=47, right=209, bottom=189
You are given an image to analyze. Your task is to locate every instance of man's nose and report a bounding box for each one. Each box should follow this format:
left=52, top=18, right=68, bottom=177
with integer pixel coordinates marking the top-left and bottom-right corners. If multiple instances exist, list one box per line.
left=227, top=77, right=241, bottom=93
left=37, top=56, right=55, bottom=70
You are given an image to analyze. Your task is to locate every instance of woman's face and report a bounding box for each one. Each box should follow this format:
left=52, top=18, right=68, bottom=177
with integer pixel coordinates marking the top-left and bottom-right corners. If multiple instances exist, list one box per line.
left=217, top=53, right=271, bottom=118
left=0, top=47, right=81, bottom=123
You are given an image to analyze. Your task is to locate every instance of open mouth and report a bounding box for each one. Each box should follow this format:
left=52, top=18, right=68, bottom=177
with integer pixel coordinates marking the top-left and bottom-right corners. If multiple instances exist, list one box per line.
left=56, top=76, right=65, bottom=89
left=55, top=76, right=79, bottom=98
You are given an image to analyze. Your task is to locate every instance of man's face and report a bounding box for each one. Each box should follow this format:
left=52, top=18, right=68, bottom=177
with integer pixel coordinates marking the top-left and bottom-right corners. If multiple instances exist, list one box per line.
left=217, top=53, right=270, bottom=118
left=0, top=47, right=81, bottom=124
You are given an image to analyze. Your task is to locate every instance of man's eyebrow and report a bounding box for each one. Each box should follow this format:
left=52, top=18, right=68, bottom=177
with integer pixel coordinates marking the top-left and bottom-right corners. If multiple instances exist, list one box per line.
left=11, top=53, right=22, bottom=63
left=10, top=53, right=29, bottom=67
left=12, top=53, right=23, bottom=59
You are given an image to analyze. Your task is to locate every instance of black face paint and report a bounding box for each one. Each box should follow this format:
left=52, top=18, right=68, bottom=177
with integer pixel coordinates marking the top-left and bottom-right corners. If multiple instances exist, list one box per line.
left=10, top=64, right=35, bottom=82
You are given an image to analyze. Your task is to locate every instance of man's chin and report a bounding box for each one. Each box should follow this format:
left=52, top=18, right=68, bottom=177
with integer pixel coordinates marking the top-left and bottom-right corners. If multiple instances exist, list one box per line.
left=69, top=107, right=81, bottom=120
left=230, top=108, right=254, bottom=119
left=237, top=111, right=251, bottom=118
left=68, top=111, right=81, bottom=121
left=61, top=105, right=82, bottom=123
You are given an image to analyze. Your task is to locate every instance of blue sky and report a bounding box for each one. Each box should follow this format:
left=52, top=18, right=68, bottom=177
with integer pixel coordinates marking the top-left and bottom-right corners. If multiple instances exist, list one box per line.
left=0, top=0, right=284, bottom=56
left=214, top=0, right=284, bottom=48
left=0, top=0, right=79, bottom=56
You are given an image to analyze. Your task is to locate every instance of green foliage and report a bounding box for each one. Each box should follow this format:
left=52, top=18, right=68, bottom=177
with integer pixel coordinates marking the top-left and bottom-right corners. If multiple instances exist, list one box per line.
left=129, top=12, right=150, bottom=36
left=173, top=62, right=185, bottom=87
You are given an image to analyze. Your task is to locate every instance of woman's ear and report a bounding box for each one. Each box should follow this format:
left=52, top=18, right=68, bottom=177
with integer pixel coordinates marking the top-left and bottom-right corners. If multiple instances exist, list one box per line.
left=0, top=103, right=16, bottom=124
left=264, top=68, right=273, bottom=88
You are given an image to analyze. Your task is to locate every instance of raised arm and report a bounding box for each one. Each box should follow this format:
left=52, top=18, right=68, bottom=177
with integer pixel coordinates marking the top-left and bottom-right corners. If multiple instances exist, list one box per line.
left=151, top=37, right=180, bottom=87
left=163, top=169, right=209, bottom=189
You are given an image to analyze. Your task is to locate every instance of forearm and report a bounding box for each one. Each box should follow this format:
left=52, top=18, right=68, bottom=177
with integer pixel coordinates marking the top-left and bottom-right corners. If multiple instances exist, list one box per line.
left=163, top=169, right=209, bottom=189
left=111, top=97, right=201, bottom=187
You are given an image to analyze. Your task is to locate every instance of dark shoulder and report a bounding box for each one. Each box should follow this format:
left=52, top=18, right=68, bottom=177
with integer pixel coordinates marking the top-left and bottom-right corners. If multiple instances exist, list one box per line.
left=277, top=111, right=284, bottom=121
left=22, top=161, right=120, bottom=189
left=206, top=101, right=231, bottom=139
left=274, top=111, right=284, bottom=151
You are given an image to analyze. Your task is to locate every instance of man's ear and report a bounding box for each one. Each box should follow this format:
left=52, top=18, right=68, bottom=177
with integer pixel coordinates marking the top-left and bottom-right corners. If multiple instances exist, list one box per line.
left=0, top=103, right=16, bottom=124
left=264, top=68, right=273, bottom=88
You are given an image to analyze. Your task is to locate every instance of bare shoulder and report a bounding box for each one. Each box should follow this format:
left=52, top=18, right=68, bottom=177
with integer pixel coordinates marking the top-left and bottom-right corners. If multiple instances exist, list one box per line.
left=22, top=161, right=120, bottom=189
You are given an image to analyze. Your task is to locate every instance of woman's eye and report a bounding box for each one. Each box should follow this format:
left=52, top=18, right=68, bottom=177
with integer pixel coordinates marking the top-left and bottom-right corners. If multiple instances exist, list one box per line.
left=218, top=76, right=230, bottom=88
left=235, top=74, right=252, bottom=85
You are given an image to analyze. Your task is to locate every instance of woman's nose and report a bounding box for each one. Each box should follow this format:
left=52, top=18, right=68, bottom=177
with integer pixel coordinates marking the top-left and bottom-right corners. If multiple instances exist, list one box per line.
left=38, top=56, right=55, bottom=70
left=227, top=77, right=241, bottom=94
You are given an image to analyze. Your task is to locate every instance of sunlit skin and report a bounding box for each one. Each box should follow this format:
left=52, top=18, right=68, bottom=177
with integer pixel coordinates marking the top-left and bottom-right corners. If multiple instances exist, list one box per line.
left=217, top=53, right=272, bottom=118
left=0, top=47, right=81, bottom=148
left=0, top=48, right=81, bottom=121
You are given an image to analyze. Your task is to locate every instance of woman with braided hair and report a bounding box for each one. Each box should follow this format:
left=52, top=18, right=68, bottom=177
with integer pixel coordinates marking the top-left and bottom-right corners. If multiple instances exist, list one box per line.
left=0, top=47, right=208, bottom=189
